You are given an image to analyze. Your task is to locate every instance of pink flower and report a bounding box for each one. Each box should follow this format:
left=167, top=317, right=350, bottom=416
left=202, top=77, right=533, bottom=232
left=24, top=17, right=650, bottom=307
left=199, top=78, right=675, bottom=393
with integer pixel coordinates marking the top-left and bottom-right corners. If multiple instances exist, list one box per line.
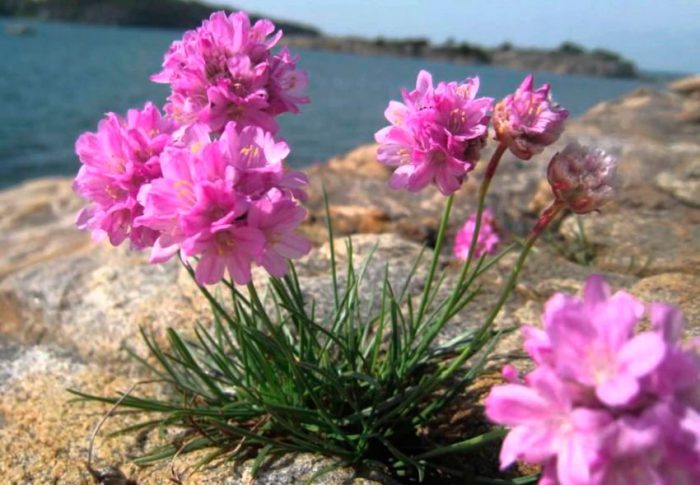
left=486, top=275, right=700, bottom=484
left=375, top=70, right=493, bottom=195
left=547, top=142, right=617, bottom=214
left=486, top=366, right=612, bottom=484
left=152, top=11, right=308, bottom=134
left=493, top=74, right=569, bottom=160
left=73, top=103, right=173, bottom=249
left=248, top=189, right=311, bottom=277
left=542, top=275, right=662, bottom=407
left=136, top=122, right=309, bottom=285
left=453, top=208, right=500, bottom=260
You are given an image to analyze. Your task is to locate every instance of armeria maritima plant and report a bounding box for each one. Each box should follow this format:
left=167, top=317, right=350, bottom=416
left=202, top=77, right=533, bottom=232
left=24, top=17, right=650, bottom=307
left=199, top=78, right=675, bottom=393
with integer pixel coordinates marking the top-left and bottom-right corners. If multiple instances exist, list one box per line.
left=67, top=10, right=682, bottom=484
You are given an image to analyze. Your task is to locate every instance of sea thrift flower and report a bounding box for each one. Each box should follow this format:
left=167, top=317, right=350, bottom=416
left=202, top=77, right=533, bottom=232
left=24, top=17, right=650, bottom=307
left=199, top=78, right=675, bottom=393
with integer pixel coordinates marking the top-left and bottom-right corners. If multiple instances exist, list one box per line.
left=248, top=188, right=312, bottom=277
left=152, top=11, right=308, bottom=134
left=493, top=74, right=569, bottom=159
left=136, top=122, right=310, bottom=285
left=375, top=70, right=493, bottom=195
left=453, top=208, right=500, bottom=260
left=485, top=275, right=700, bottom=484
left=547, top=142, right=617, bottom=213
left=73, top=103, right=173, bottom=249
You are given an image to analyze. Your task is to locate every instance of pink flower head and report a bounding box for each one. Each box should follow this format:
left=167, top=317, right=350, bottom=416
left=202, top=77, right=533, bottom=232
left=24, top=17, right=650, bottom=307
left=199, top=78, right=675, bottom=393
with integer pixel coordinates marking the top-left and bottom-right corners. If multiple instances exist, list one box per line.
left=485, top=366, right=612, bottom=484
left=453, top=208, right=500, bottom=260
left=486, top=275, right=700, bottom=483
left=375, top=70, right=493, bottom=195
left=73, top=102, right=174, bottom=249
left=547, top=142, right=618, bottom=214
left=136, top=122, right=309, bottom=285
left=248, top=188, right=311, bottom=277
left=493, top=74, right=569, bottom=160
left=152, top=11, right=308, bottom=134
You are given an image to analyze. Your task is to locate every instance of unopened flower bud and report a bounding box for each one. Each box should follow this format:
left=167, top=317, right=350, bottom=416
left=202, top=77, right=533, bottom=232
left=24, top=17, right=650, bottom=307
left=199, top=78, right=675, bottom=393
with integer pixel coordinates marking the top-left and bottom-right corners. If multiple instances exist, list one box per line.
left=493, top=74, right=569, bottom=160
left=547, top=142, right=617, bottom=213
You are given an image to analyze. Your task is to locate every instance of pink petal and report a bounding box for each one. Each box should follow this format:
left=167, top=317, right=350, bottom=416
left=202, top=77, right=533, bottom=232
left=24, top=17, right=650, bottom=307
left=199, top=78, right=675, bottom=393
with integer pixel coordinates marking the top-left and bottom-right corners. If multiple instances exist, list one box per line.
left=499, top=425, right=557, bottom=469
left=596, top=374, right=640, bottom=406
left=650, top=302, right=685, bottom=343
left=195, top=253, right=225, bottom=285
left=617, top=332, right=667, bottom=378
left=485, top=384, right=551, bottom=426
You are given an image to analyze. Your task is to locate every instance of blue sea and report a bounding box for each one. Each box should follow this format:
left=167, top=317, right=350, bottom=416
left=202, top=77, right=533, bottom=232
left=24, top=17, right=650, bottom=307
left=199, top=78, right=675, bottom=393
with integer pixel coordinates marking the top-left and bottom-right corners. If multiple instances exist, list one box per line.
left=0, top=19, right=657, bottom=188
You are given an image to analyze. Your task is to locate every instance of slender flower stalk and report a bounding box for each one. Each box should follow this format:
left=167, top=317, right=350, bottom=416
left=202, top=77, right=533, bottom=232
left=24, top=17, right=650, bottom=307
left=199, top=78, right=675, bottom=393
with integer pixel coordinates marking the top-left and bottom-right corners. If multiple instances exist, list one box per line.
left=438, top=199, right=565, bottom=381
left=414, top=194, right=454, bottom=326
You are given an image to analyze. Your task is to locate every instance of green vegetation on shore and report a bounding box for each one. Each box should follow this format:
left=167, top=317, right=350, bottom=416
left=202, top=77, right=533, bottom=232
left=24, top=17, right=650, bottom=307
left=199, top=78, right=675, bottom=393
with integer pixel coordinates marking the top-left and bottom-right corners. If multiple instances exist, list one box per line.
left=0, top=0, right=320, bottom=35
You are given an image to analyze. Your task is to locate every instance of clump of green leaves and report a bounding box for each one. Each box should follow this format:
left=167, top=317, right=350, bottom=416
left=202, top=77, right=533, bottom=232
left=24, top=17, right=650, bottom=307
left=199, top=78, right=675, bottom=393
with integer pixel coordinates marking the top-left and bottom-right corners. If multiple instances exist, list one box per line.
left=71, top=195, right=524, bottom=483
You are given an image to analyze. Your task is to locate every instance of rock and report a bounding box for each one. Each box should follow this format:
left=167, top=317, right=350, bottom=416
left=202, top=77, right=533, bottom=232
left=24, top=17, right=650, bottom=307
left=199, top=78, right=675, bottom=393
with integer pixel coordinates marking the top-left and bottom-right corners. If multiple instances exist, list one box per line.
left=0, top=245, right=211, bottom=368
left=2, top=79, right=700, bottom=483
left=0, top=178, right=90, bottom=280
left=631, top=273, right=700, bottom=337
left=669, top=75, right=700, bottom=97
left=656, top=158, right=700, bottom=207
left=559, top=208, right=700, bottom=277
left=0, top=337, right=384, bottom=484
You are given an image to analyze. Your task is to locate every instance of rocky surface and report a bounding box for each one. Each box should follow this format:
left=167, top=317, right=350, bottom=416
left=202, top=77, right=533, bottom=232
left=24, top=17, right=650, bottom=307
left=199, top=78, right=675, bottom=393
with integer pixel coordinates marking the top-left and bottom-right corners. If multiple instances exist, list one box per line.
left=1, top=76, right=699, bottom=482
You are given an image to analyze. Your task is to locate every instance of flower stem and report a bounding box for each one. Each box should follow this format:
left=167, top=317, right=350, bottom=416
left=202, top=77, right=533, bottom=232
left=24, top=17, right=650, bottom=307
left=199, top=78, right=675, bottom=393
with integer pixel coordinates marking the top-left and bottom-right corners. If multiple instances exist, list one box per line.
left=407, top=144, right=508, bottom=369
left=453, top=143, right=507, bottom=297
left=438, top=199, right=565, bottom=381
left=415, top=194, right=454, bottom=327
left=413, top=428, right=507, bottom=460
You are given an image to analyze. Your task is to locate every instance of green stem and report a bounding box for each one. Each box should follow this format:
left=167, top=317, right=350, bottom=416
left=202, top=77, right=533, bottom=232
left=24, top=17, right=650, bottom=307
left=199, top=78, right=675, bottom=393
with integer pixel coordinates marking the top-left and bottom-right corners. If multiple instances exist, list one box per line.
left=460, top=143, right=508, bottom=280
left=414, top=428, right=507, bottom=460
left=444, top=143, right=508, bottom=313
left=407, top=144, right=508, bottom=364
left=415, top=194, right=454, bottom=327
left=438, top=200, right=565, bottom=381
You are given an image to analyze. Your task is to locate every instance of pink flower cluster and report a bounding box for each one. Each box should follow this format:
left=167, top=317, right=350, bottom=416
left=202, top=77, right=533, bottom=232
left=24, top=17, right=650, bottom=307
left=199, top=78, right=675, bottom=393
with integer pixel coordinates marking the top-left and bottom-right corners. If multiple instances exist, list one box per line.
left=453, top=208, right=500, bottom=260
left=376, top=72, right=571, bottom=196
left=375, top=70, right=493, bottom=195
left=74, top=103, right=174, bottom=249
left=136, top=123, right=309, bottom=285
left=152, top=11, right=308, bottom=135
left=73, top=11, right=310, bottom=285
left=493, top=74, right=569, bottom=160
left=486, top=275, right=700, bottom=484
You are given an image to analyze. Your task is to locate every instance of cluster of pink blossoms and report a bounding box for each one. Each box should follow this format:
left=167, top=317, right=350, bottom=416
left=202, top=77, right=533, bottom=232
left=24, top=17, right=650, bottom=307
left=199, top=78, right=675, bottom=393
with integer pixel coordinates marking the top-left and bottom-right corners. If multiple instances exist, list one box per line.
left=493, top=74, right=569, bottom=160
left=74, top=103, right=174, bottom=249
left=73, top=11, right=310, bottom=285
left=376, top=72, right=570, bottom=196
left=486, top=275, right=700, bottom=484
left=152, top=11, right=308, bottom=135
left=375, top=70, right=493, bottom=195
left=453, top=208, right=501, bottom=260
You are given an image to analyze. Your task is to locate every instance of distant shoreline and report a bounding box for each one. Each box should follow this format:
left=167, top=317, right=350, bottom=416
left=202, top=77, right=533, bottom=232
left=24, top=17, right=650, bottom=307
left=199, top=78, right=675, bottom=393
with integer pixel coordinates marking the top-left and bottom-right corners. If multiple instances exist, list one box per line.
left=2, top=0, right=638, bottom=79
left=282, top=36, right=639, bottom=79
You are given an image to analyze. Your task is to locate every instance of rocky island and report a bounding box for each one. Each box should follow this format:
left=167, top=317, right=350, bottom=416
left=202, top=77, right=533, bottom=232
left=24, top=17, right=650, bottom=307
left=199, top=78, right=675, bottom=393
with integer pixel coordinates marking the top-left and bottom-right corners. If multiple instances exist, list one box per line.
left=283, top=37, right=638, bottom=78
left=0, top=75, right=699, bottom=482
left=2, top=0, right=638, bottom=78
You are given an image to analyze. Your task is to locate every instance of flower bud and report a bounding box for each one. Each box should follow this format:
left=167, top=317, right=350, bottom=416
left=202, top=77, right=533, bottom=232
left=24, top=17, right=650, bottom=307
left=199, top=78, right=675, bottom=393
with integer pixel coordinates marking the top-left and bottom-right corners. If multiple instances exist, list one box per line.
left=547, top=142, right=617, bottom=213
left=493, top=74, right=569, bottom=160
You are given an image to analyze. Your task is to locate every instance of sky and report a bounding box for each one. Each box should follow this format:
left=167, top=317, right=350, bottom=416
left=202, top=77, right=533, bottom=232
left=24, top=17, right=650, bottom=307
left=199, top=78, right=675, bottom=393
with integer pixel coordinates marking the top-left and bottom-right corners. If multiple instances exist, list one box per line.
left=212, top=0, right=700, bottom=73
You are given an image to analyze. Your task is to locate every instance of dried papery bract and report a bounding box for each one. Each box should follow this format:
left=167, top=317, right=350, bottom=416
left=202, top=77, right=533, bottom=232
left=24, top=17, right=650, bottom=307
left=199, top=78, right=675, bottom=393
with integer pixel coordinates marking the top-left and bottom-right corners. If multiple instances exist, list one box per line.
left=547, top=141, right=618, bottom=214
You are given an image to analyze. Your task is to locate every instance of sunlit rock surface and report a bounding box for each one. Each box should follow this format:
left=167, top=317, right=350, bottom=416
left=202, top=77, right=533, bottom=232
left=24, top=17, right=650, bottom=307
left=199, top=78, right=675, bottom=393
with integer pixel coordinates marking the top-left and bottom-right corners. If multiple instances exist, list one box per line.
left=1, top=76, right=699, bottom=483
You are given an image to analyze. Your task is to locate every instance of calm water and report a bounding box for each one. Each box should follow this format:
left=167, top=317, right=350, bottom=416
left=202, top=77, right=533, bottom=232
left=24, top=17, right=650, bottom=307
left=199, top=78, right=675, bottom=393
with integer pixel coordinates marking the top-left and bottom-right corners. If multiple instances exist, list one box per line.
left=1, top=19, right=652, bottom=188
